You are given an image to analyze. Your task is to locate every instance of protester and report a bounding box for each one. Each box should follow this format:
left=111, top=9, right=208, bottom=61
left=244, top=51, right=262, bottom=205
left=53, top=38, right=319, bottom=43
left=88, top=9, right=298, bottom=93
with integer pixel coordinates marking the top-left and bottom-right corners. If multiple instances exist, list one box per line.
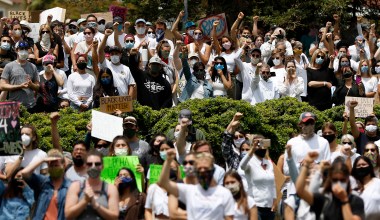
left=321, top=122, right=342, bottom=153
left=186, top=28, right=211, bottom=65
left=65, top=140, right=88, bottom=182
left=115, top=167, right=146, bottom=220
left=292, top=41, right=309, bottom=101
left=296, top=152, right=365, bottom=219
left=330, top=134, right=360, bottom=166
left=157, top=149, right=235, bottom=220
left=250, top=62, right=279, bottom=105
left=65, top=149, right=119, bottom=219
left=34, top=24, right=59, bottom=71
left=21, top=149, right=71, bottom=219
left=209, top=56, right=231, bottom=97
left=332, top=66, right=365, bottom=106
left=122, top=116, right=151, bottom=157
left=139, top=134, right=167, bottom=176
left=363, top=143, right=380, bottom=177
left=93, top=68, right=119, bottom=108
left=277, top=60, right=304, bottom=101
left=108, top=135, right=132, bottom=156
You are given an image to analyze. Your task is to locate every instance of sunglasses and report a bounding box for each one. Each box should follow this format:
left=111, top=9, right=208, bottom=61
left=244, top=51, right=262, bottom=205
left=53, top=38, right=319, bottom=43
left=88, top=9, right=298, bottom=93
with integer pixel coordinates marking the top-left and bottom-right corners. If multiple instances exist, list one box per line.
left=274, top=57, right=281, bottom=60
left=41, top=31, right=50, bottom=34
left=84, top=32, right=92, bottom=35
left=147, top=31, right=154, bottom=34
left=215, top=62, right=223, bottom=65
left=125, top=40, right=134, bottom=43
left=86, top=162, right=102, bottom=167
left=96, top=144, right=108, bottom=148
left=261, top=71, right=270, bottom=74
left=317, top=55, right=325, bottom=59
left=365, top=148, right=376, bottom=152
left=332, top=179, right=346, bottom=182
left=194, top=32, right=202, bottom=36
left=342, top=142, right=352, bottom=145
left=251, top=54, right=260, bottom=58
left=183, top=160, right=195, bottom=165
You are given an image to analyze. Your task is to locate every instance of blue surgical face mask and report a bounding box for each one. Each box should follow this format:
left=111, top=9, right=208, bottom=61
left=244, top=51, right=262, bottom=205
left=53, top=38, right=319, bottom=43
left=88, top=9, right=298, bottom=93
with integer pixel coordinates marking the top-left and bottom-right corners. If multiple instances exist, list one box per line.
left=361, top=65, right=369, bottom=74
left=124, top=42, right=134, bottom=49
left=101, top=78, right=111, bottom=85
left=0, top=42, right=10, bottom=51
left=159, top=151, right=167, bottom=160
left=316, top=57, right=324, bottom=65
left=88, top=22, right=97, bottom=28
left=214, top=64, right=224, bottom=70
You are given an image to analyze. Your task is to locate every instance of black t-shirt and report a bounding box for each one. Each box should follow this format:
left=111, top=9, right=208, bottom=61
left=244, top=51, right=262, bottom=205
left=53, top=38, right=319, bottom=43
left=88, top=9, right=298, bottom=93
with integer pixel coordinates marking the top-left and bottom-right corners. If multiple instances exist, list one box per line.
left=310, top=193, right=364, bottom=220
left=0, top=51, right=16, bottom=68
left=332, top=81, right=364, bottom=106
left=307, top=62, right=337, bottom=111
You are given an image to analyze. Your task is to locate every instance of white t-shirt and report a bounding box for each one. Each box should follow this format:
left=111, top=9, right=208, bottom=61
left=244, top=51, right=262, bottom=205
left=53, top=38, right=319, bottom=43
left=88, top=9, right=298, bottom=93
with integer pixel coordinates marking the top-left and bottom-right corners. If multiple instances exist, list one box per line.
left=361, top=77, right=378, bottom=94
left=212, top=77, right=227, bottom=96
left=145, top=183, right=169, bottom=216
left=106, top=32, right=126, bottom=48
left=234, top=58, right=257, bottom=103
left=295, top=54, right=309, bottom=97
left=65, top=165, right=87, bottom=182
left=360, top=178, right=380, bottom=217
left=134, top=35, right=156, bottom=53
left=102, top=59, right=136, bottom=96
left=190, top=81, right=205, bottom=99
left=67, top=72, right=96, bottom=106
left=5, top=148, right=47, bottom=175
left=177, top=184, right=235, bottom=220
left=233, top=196, right=256, bottom=220
left=220, top=48, right=242, bottom=73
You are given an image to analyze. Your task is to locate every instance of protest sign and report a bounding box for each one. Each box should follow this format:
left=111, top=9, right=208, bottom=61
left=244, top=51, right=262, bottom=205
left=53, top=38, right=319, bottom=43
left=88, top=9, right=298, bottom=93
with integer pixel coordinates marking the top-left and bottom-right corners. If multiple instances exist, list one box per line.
left=8, top=11, right=30, bottom=21
left=39, top=7, right=66, bottom=25
left=91, top=110, right=123, bottom=142
left=109, top=5, right=127, bottom=20
left=81, top=12, right=113, bottom=23
left=197, top=13, right=228, bottom=41
left=28, top=23, right=40, bottom=43
left=101, top=156, right=143, bottom=192
left=100, top=96, right=133, bottom=113
left=149, top=164, right=185, bottom=184
left=0, top=102, right=22, bottom=156
left=344, top=96, right=374, bottom=118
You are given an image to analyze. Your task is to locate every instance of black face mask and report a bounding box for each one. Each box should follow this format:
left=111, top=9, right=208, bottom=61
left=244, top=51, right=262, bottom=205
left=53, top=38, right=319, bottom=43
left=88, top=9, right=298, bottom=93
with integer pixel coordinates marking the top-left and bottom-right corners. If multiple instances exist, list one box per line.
left=170, top=169, right=178, bottom=181
left=196, top=168, right=215, bottom=190
left=73, top=157, right=84, bottom=167
left=322, top=134, right=335, bottom=143
left=152, top=144, right=160, bottom=153
left=255, top=149, right=267, bottom=158
left=194, top=70, right=205, bottom=80
left=343, top=72, right=352, bottom=79
left=355, top=166, right=372, bottom=180
left=124, top=128, right=136, bottom=138
left=77, top=62, right=87, bottom=70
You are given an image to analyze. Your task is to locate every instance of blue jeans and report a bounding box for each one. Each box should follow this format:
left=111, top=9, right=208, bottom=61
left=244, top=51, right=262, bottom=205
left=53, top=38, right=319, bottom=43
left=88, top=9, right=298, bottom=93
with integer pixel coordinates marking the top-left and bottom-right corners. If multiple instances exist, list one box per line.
left=257, top=207, right=275, bottom=220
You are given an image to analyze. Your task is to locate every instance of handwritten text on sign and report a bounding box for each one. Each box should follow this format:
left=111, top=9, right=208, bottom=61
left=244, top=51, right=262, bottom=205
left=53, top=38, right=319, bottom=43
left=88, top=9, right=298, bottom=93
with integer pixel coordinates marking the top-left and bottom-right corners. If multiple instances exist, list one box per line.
left=345, top=96, right=374, bottom=118
left=0, top=102, right=22, bottom=156
left=149, top=164, right=185, bottom=184
left=100, top=96, right=133, bottom=113
left=8, top=11, right=30, bottom=21
left=197, top=13, right=228, bottom=40
left=101, top=156, right=143, bottom=192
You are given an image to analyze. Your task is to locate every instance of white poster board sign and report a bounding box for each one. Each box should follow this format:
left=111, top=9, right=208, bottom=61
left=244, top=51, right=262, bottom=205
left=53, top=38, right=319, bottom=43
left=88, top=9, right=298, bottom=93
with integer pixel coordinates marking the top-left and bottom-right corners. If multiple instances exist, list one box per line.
left=39, top=7, right=66, bottom=25
left=28, top=23, right=40, bottom=43
left=344, top=96, right=374, bottom=118
left=91, top=110, right=123, bottom=142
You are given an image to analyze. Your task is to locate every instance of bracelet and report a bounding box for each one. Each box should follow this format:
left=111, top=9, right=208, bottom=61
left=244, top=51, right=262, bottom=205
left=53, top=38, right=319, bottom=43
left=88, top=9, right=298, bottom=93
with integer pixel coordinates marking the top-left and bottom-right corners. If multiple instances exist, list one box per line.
left=324, top=81, right=326, bottom=86
left=341, top=200, right=349, bottom=205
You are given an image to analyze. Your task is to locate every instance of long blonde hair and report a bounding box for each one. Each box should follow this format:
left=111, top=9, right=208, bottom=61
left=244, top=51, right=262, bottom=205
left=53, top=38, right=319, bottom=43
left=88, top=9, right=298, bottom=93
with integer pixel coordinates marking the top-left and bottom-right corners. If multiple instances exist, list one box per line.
left=310, top=49, right=327, bottom=68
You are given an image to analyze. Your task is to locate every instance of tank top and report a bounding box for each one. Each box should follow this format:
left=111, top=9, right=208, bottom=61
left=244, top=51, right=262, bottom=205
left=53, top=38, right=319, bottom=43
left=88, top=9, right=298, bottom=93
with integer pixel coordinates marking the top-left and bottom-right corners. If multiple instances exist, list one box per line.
left=77, top=181, right=109, bottom=220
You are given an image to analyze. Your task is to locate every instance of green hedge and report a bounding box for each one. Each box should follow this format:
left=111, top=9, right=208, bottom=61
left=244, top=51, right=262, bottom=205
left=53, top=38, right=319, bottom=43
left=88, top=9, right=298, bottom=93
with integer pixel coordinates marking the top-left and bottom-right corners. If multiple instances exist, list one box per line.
left=20, top=97, right=373, bottom=164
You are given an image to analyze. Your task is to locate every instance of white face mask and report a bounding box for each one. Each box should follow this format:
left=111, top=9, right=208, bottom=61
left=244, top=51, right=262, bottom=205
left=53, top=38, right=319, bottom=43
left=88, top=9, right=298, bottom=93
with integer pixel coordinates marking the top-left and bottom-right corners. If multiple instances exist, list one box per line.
left=136, top=27, right=146, bottom=35
left=110, top=55, right=120, bottom=64
left=234, top=138, right=245, bottom=149
left=375, top=66, right=380, bottom=74
left=18, top=50, right=29, bottom=61
left=21, top=134, right=31, bottom=146
left=114, top=148, right=129, bottom=156
left=366, top=125, right=378, bottom=133
left=225, top=182, right=240, bottom=195
left=188, top=30, right=194, bottom=37
left=222, top=42, right=232, bottom=50
left=301, top=124, right=315, bottom=139
left=273, top=58, right=281, bottom=66
left=332, top=181, right=347, bottom=191
left=14, top=30, right=22, bottom=37
left=377, top=42, right=380, bottom=48
left=147, top=33, right=155, bottom=38
left=174, top=131, right=180, bottom=139
left=251, top=57, right=260, bottom=65
left=42, top=33, right=50, bottom=41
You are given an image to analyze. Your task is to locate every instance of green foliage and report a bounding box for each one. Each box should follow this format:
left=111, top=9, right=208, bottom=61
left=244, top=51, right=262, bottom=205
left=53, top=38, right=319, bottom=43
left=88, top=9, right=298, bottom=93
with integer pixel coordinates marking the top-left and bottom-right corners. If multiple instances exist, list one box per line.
left=18, top=97, right=375, bottom=164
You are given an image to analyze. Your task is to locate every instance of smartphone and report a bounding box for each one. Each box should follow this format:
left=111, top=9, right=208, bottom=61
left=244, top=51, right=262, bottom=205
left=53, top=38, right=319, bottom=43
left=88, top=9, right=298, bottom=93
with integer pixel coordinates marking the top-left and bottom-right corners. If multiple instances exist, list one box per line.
left=259, top=139, right=271, bottom=148
left=270, top=72, right=276, bottom=77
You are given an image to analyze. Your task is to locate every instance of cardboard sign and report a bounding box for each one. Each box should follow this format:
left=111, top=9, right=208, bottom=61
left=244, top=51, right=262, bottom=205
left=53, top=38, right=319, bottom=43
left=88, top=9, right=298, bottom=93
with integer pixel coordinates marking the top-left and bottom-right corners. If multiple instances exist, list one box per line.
left=149, top=164, right=185, bottom=184
left=39, top=7, right=66, bottom=25
left=0, top=102, right=22, bottom=156
left=344, top=96, right=374, bottom=118
left=8, top=11, right=30, bottom=21
left=91, top=110, right=123, bottom=142
left=99, top=96, right=133, bottom=113
left=28, top=23, right=40, bottom=43
left=81, top=12, right=113, bottom=23
left=101, top=156, right=143, bottom=192
left=197, top=13, right=229, bottom=41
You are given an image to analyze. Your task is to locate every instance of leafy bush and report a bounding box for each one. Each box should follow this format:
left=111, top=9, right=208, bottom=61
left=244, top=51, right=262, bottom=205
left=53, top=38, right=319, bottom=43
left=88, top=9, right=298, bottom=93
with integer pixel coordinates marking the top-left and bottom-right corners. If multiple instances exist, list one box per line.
left=18, top=97, right=366, bottom=164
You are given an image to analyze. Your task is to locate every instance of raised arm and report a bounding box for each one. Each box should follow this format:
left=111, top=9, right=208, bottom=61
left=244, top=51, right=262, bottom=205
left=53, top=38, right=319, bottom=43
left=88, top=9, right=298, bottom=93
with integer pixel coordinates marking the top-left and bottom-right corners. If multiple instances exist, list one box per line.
left=172, top=11, right=185, bottom=40
left=212, top=20, right=221, bottom=55
left=369, top=24, right=376, bottom=57
left=176, top=118, right=189, bottom=156
left=230, top=12, right=244, bottom=43
left=50, top=112, right=61, bottom=152
left=333, top=14, right=341, bottom=37
left=342, top=112, right=349, bottom=135
left=348, top=101, right=360, bottom=138
left=326, top=31, right=334, bottom=57
left=99, top=29, right=113, bottom=64
left=92, top=40, right=99, bottom=79
left=157, top=148, right=179, bottom=197
left=21, top=157, right=58, bottom=179
left=295, top=151, right=319, bottom=206
left=222, top=112, right=243, bottom=170
left=252, top=16, right=259, bottom=37
left=113, top=22, right=122, bottom=49
left=173, top=41, right=183, bottom=71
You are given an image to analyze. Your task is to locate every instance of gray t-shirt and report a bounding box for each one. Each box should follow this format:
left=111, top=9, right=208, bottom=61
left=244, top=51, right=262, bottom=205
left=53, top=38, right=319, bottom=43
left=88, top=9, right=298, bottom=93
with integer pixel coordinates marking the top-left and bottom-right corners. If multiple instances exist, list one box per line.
left=65, top=166, right=87, bottom=182
left=1, top=61, right=39, bottom=108
left=128, top=139, right=150, bottom=157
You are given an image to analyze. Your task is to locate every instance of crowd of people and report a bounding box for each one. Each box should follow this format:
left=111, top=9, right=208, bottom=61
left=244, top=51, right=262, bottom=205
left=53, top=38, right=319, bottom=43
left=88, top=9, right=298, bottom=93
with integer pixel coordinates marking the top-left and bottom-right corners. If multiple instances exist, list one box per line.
left=0, top=7, right=379, bottom=220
